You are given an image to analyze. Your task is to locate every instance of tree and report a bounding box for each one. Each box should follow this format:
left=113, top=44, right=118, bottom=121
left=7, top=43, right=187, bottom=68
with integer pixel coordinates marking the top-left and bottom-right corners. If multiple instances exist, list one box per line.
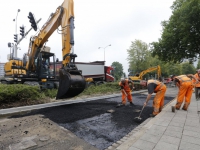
left=127, top=39, right=151, bottom=74
left=169, top=63, right=180, bottom=77
left=181, top=62, right=196, bottom=74
left=196, top=59, right=200, bottom=69
left=151, top=0, right=200, bottom=63
left=111, top=61, right=123, bottom=81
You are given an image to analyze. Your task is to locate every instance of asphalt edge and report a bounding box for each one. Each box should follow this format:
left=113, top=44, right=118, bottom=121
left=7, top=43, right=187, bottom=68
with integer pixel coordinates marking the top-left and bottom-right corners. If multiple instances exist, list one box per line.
left=0, top=90, right=147, bottom=117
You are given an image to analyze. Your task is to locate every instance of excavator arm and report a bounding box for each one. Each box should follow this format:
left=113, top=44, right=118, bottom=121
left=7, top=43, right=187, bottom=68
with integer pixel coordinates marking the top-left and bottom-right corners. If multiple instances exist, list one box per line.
left=26, top=0, right=74, bottom=70
left=26, top=0, right=85, bottom=99
left=138, top=65, right=161, bottom=79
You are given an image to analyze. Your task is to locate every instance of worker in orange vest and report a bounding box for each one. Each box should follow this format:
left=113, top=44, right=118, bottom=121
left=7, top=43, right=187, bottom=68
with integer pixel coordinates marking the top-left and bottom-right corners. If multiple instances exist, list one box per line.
left=193, top=69, right=200, bottom=100
left=171, top=74, right=198, bottom=112
left=117, top=78, right=135, bottom=107
left=144, top=78, right=167, bottom=117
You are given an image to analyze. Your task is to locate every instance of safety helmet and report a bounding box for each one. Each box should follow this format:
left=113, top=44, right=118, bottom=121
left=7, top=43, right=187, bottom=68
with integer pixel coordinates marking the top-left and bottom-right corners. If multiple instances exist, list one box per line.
left=121, top=78, right=125, bottom=81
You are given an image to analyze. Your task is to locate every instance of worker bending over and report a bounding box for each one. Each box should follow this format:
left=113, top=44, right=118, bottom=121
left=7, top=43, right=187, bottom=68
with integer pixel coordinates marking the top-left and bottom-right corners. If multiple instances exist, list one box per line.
left=118, top=78, right=135, bottom=107
left=171, top=74, right=198, bottom=112
left=144, top=79, right=166, bottom=117
left=193, top=70, right=200, bottom=100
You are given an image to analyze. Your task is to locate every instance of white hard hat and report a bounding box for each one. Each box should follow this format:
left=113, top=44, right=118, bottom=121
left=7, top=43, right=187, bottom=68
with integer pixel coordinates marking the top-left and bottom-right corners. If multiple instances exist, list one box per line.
left=121, top=78, right=125, bottom=81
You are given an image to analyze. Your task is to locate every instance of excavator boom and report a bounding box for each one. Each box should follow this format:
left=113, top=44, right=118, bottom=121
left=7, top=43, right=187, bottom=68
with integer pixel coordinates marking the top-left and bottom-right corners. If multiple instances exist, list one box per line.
left=128, top=65, right=161, bottom=90
left=138, top=65, right=161, bottom=79
left=26, top=0, right=85, bottom=99
left=129, top=65, right=161, bottom=80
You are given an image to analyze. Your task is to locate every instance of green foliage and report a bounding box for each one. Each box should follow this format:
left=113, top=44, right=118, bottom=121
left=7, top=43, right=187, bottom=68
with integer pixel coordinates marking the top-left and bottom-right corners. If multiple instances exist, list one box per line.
left=0, top=82, right=121, bottom=106
left=151, top=0, right=200, bottom=63
left=127, top=39, right=151, bottom=73
left=181, top=62, right=196, bottom=74
left=79, top=82, right=120, bottom=96
left=162, top=63, right=181, bottom=77
left=0, top=84, right=42, bottom=103
left=111, top=62, right=124, bottom=81
left=197, top=59, right=200, bottom=69
left=161, top=62, right=196, bottom=77
left=43, top=89, right=57, bottom=98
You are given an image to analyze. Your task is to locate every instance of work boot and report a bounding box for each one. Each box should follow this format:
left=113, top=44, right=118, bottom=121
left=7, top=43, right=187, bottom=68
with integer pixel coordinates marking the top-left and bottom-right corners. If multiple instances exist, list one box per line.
left=182, top=107, right=187, bottom=111
left=116, top=103, right=125, bottom=108
left=172, top=106, right=175, bottom=112
left=129, top=102, right=135, bottom=106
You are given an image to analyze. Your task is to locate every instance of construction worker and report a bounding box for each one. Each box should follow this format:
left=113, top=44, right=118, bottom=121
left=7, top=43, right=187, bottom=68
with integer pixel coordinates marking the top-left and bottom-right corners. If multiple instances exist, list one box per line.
left=193, top=69, right=200, bottom=99
left=144, top=78, right=167, bottom=117
left=117, top=78, right=135, bottom=107
left=42, top=58, right=48, bottom=69
left=171, top=74, right=198, bottom=112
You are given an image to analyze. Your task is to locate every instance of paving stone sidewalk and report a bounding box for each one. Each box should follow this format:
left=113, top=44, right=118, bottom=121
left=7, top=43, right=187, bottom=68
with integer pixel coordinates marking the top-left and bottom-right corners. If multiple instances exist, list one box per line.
left=114, top=93, right=200, bottom=150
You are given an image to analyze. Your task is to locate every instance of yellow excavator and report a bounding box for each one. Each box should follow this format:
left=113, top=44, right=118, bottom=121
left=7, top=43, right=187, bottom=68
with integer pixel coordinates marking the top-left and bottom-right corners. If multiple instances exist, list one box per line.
left=2, top=0, right=86, bottom=99
left=128, top=65, right=161, bottom=89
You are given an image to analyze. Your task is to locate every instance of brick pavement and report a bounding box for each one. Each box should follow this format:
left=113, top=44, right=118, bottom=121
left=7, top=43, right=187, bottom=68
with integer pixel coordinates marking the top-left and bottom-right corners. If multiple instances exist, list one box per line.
left=112, top=91, right=200, bottom=150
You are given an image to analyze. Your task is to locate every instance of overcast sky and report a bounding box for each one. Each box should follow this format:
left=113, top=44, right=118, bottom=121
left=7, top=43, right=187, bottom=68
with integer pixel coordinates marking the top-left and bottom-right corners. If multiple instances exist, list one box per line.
left=0, top=0, right=175, bottom=75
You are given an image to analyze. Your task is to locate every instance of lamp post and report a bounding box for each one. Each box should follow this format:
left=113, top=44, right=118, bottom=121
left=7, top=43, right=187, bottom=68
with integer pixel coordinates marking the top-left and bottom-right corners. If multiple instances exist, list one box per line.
left=13, top=9, right=20, bottom=58
left=98, top=44, right=111, bottom=63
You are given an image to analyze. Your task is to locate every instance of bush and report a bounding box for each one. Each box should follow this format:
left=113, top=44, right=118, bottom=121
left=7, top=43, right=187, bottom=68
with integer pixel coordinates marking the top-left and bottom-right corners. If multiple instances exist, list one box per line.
left=43, top=89, right=57, bottom=98
left=79, top=82, right=120, bottom=96
left=0, top=84, right=42, bottom=103
left=0, top=82, right=121, bottom=108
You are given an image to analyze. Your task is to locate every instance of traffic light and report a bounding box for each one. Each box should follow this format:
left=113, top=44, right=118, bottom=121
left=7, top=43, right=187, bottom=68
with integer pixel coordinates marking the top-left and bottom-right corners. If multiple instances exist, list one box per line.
left=28, top=12, right=37, bottom=31
left=20, top=26, right=25, bottom=37
left=14, top=34, right=18, bottom=43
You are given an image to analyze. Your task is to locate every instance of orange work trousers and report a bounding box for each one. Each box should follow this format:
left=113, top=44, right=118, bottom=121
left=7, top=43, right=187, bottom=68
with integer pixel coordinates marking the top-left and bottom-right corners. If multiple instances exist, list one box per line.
left=121, top=89, right=132, bottom=105
left=176, top=82, right=193, bottom=110
left=153, top=85, right=167, bottom=115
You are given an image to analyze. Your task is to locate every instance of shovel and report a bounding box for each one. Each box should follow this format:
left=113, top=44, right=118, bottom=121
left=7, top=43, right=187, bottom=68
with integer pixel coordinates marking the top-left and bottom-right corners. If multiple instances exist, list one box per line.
left=122, top=89, right=127, bottom=96
left=134, top=104, right=145, bottom=123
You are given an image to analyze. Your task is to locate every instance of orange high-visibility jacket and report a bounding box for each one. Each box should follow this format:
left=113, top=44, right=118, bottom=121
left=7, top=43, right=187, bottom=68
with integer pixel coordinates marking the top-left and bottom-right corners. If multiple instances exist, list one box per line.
left=193, top=73, right=200, bottom=87
left=147, top=80, right=163, bottom=92
left=175, top=75, right=191, bottom=85
left=119, top=79, right=131, bottom=91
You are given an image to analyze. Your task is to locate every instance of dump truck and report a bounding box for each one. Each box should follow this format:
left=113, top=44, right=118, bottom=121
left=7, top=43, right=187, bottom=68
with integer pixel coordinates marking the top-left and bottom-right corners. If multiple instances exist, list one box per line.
left=50, top=61, right=114, bottom=87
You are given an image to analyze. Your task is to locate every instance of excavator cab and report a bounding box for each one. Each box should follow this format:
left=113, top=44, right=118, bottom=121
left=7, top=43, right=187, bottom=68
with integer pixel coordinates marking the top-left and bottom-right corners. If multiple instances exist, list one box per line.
left=32, top=51, right=57, bottom=89
left=38, top=52, right=55, bottom=78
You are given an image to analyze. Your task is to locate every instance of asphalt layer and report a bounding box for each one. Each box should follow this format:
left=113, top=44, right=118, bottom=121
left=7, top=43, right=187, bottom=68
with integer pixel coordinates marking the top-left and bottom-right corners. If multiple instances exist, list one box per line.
left=10, top=93, right=175, bottom=150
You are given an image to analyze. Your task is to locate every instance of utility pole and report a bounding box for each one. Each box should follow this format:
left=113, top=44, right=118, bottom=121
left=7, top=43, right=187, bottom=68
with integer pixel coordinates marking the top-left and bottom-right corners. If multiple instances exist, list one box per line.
left=13, top=9, right=20, bottom=58
left=98, top=44, right=111, bottom=64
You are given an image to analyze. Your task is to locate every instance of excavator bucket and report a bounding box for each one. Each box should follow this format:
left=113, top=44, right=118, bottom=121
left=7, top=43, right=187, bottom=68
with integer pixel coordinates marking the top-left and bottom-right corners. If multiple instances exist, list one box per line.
left=56, top=68, right=86, bottom=99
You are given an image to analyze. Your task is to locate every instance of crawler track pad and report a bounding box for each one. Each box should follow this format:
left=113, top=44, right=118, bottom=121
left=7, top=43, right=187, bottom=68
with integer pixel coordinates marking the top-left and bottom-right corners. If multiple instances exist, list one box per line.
left=56, top=68, right=86, bottom=99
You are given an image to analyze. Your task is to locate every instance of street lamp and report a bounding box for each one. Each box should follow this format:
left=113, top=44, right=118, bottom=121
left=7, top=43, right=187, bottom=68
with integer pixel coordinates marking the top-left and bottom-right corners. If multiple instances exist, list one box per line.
left=13, top=9, right=20, bottom=58
left=98, top=44, right=111, bottom=62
